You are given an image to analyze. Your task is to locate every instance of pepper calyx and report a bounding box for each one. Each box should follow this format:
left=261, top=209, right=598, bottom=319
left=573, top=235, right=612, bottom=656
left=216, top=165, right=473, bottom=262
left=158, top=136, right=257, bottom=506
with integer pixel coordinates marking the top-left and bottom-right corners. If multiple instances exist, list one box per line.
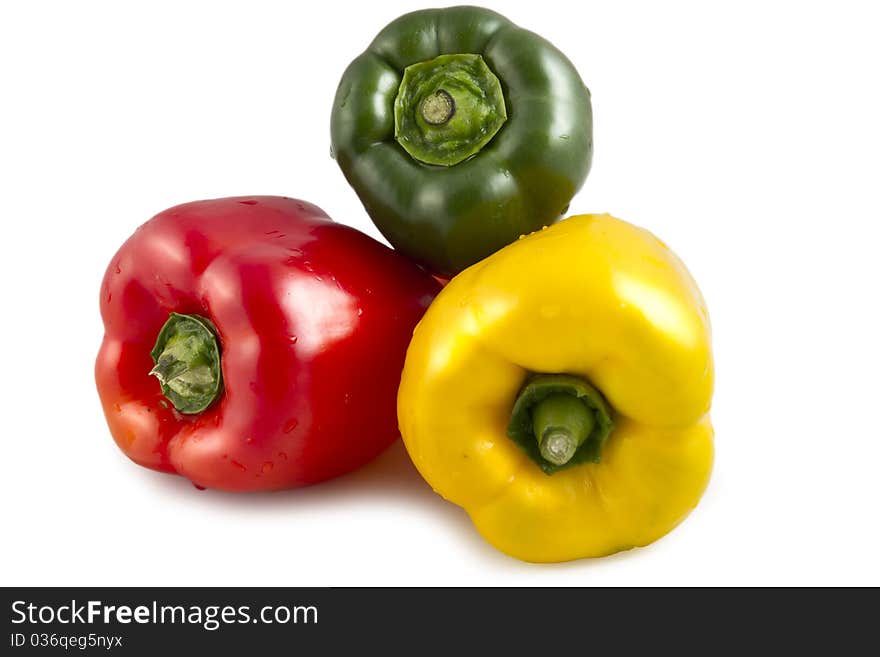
left=149, top=313, right=223, bottom=414
left=393, top=53, right=507, bottom=167
left=507, top=374, right=614, bottom=475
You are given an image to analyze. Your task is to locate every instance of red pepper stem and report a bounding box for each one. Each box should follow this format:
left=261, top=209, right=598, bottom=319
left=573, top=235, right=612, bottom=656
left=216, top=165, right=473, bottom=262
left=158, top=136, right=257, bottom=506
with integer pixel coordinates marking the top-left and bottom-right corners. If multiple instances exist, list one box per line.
left=150, top=353, right=190, bottom=385
left=149, top=313, right=223, bottom=415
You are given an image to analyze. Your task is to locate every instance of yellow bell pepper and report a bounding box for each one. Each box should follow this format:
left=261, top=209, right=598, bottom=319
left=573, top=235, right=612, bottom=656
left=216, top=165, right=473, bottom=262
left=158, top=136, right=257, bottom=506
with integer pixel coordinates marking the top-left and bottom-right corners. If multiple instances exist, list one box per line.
left=398, top=214, right=714, bottom=562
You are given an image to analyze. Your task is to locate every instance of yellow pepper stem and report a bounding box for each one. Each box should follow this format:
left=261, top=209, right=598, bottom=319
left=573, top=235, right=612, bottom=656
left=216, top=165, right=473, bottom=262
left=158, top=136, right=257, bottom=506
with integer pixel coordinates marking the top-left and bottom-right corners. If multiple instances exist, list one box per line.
left=507, top=374, right=615, bottom=475
left=532, top=394, right=595, bottom=466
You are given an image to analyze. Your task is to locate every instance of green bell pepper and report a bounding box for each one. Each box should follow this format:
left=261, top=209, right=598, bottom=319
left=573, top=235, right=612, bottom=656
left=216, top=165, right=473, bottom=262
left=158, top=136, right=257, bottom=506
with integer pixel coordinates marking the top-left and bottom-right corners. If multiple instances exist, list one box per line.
left=330, top=6, right=593, bottom=276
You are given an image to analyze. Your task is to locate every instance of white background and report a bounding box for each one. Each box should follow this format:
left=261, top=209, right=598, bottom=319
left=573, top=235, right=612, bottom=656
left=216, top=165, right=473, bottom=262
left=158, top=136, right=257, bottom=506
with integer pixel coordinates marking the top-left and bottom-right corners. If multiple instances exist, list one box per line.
left=1, top=0, right=878, bottom=586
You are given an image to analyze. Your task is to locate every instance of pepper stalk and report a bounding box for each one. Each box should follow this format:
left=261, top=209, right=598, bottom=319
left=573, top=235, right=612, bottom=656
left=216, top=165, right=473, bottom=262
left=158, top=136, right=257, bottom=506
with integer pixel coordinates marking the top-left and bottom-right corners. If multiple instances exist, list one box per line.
left=507, top=374, right=614, bottom=474
left=149, top=312, right=223, bottom=414
left=393, top=53, right=507, bottom=167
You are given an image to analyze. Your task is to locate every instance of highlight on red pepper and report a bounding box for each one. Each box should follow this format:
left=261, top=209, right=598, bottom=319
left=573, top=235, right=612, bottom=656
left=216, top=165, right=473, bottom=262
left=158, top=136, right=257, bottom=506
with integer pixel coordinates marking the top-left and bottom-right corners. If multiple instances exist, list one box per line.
left=95, top=196, right=440, bottom=492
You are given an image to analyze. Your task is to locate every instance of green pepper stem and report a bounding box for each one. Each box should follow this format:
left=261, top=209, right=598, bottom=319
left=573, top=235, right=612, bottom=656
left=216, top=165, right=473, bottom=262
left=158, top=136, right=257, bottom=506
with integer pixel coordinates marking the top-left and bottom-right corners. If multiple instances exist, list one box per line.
left=149, top=313, right=223, bottom=415
left=394, top=53, right=507, bottom=166
left=531, top=393, right=595, bottom=466
left=420, top=89, right=456, bottom=125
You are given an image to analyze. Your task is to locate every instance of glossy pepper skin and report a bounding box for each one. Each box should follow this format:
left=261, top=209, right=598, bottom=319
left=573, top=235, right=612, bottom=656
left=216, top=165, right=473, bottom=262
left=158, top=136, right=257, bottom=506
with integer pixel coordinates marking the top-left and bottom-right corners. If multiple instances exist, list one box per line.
left=398, top=214, right=714, bottom=562
left=96, top=196, right=439, bottom=492
left=331, top=6, right=593, bottom=276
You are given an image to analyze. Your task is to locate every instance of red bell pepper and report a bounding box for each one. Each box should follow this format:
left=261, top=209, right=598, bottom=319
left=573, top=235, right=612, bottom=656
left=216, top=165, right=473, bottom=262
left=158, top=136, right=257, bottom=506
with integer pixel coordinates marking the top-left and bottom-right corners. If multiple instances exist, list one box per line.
left=95, top=196, right=439, bottom=491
